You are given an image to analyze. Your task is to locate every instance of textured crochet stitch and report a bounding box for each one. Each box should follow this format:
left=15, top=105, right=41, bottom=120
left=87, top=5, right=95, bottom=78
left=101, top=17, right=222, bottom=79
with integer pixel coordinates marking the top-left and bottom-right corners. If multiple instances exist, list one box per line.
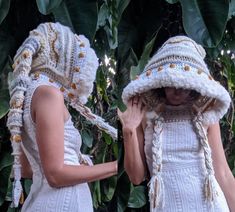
left=122, top=35, right=231, bottom=211
left=7, top=22, right=117, bottom=208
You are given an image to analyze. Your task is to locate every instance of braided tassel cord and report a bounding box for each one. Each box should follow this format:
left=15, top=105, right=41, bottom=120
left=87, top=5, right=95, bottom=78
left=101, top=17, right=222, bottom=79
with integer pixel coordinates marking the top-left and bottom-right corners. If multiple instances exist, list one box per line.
left=70, top=100, right=117, bottom=140
left=192, top=114, right=217, bottom=203
left=7, top=49, right=35, bottom=207
left=147, top=112, right=165, bottom=210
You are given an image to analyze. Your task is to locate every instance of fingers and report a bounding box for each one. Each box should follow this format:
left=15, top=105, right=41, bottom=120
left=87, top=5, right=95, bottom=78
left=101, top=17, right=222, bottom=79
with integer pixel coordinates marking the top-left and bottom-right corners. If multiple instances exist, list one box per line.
left=132, top=96, right=139, bottom=106
left=127, top=96, right=146, bottom=111
left=119, top=96, right=146, bottom=129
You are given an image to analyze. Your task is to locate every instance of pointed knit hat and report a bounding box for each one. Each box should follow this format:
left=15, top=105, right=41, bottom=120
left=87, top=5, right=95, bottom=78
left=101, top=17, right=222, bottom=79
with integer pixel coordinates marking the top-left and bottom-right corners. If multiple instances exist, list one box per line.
left=122, top=35, right=231, bottom=124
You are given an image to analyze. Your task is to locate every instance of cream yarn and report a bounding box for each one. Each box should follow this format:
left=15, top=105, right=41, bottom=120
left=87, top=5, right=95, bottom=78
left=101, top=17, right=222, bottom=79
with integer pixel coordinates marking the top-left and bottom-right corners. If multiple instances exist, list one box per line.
left=7, top=22, right=117, bottom=207
left=122, top=36, right=231, bottom=210
left=122, top=35, right=231, bottom=125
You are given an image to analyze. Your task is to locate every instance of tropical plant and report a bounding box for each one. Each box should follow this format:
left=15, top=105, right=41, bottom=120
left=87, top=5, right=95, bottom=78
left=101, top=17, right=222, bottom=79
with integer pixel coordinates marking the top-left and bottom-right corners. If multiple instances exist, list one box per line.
left=116, top=0, right=235, bottom=211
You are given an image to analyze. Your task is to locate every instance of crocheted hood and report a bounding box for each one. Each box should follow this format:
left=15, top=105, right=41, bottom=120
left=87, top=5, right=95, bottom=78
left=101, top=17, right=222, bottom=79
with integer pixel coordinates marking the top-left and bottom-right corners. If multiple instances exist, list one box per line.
left=7, top=22, right=117, bottom=208
left=122, top=36, right=231, bottom=124
left=12, top=22, right=98, bottom=104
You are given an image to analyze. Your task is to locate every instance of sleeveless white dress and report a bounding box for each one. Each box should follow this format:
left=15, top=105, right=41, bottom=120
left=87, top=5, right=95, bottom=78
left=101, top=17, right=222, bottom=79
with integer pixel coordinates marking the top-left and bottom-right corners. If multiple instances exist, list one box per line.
left=144, top=104, right=230, bottom=212
left=20, top=77, right=93, bottom=212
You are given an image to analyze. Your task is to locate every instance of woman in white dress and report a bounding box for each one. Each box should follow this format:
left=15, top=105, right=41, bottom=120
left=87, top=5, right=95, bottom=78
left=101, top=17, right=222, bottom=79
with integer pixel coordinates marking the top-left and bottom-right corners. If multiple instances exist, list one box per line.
left=118, top=36, right=235, bottom=211
left=7, top=22, right=117, bottom=212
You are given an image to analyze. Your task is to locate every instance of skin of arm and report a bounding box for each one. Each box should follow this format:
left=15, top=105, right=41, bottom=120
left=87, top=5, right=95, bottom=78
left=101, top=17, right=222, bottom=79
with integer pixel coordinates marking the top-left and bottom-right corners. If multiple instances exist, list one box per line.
left=118, top=96, right=147, bottom=184
left=207, top=123, right=235, bottom=211
left=32, top=85, right=117, bottom=188
left=20, top=148, right=33, bottom=179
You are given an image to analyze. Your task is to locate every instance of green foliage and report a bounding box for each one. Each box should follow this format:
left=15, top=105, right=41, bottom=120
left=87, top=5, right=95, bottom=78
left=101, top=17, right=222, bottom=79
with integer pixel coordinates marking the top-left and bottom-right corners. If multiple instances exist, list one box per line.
left=180, top=0, right=229, bottom=47
left=52, top=0, right=98, bottom=41
left=0, top=0, right=10, bottom=24
left=0, top=153, right=12, bottom=205
left=165, top=0, right=178, bottom=4
left=36, top=0, right=63, bottom=15
left=228, top=0, right=235, bottom=20
left=0, top=89, right=9, bottom=119
left=130, top=32, right=158, bottom=80
left=127, top=185, right=147, bottom=208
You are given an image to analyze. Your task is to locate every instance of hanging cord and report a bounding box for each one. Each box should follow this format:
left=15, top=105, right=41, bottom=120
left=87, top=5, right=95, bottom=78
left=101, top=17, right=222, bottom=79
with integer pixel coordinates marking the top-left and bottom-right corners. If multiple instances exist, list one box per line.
left=146, top=111, right=165, bottom=209
left=192, top=113, right=217, bottom=203
left=69, top=100, right=117, bottom=140
left=7, top=49, right=35, bottom=208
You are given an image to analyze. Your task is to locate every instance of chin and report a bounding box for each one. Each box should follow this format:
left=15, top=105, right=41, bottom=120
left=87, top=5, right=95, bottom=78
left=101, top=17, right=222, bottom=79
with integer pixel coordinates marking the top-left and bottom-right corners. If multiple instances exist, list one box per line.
left=167, top=100, right=184, bottom=106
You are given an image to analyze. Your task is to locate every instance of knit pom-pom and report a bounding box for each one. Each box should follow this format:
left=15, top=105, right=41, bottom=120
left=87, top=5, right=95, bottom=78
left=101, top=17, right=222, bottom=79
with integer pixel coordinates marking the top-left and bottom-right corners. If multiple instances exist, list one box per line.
left=78, top=96, right=87, bottom=105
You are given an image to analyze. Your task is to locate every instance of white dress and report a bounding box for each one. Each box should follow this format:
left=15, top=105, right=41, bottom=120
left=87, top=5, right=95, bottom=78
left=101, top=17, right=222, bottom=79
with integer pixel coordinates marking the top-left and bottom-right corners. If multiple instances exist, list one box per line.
left=20, top=78, right=93, bottom=212
left=144, top=104, right=230, bottom=212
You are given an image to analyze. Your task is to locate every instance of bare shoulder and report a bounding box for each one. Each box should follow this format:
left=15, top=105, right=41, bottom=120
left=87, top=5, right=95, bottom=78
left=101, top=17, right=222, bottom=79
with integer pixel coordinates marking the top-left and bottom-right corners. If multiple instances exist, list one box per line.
left=33, top=85, right=63, bottom=102
left=31, top=85, right=64, bottom=121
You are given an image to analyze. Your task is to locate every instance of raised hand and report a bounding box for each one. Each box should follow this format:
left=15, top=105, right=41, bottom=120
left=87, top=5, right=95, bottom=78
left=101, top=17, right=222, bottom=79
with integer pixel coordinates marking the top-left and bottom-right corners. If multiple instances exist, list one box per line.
left=118, top=96, right=146, bottom=130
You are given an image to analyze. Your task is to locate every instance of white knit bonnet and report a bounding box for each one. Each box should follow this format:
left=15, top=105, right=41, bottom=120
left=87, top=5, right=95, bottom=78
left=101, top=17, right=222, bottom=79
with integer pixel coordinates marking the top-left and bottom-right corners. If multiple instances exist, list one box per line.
left=122, top=35, right=231, bottom=125
left=7, top=22, right=117, bottom=207
left=122, top=36, right=231, bottom=209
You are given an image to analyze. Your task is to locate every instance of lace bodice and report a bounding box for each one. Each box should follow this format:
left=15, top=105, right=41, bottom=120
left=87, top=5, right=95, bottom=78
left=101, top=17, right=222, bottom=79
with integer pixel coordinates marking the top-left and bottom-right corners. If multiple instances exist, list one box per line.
left=145, top=104, right=204, bottom=175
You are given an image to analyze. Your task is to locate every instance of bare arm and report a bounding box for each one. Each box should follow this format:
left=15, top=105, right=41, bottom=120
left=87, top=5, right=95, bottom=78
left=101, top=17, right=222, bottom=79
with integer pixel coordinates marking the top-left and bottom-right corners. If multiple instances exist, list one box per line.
left=207, top=123, right=235, bottom=211
left=20, top=148, right=33, bottom=179
left=118, top=96, right=147, bottom=184
left=32, top=85, right=117, bottom=188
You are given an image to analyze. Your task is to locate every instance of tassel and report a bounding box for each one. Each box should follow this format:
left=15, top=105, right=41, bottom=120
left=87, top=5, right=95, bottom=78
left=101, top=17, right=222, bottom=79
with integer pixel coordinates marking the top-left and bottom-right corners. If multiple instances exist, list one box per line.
left=20, top=191, right=24, bottom=204
left=204, top=174, right=216, bottom=202
left=79, top=153, right=93, bottom=166
left=10, top=179, right=23, bottom=208
left=148, top=174, right=164, bottom=209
